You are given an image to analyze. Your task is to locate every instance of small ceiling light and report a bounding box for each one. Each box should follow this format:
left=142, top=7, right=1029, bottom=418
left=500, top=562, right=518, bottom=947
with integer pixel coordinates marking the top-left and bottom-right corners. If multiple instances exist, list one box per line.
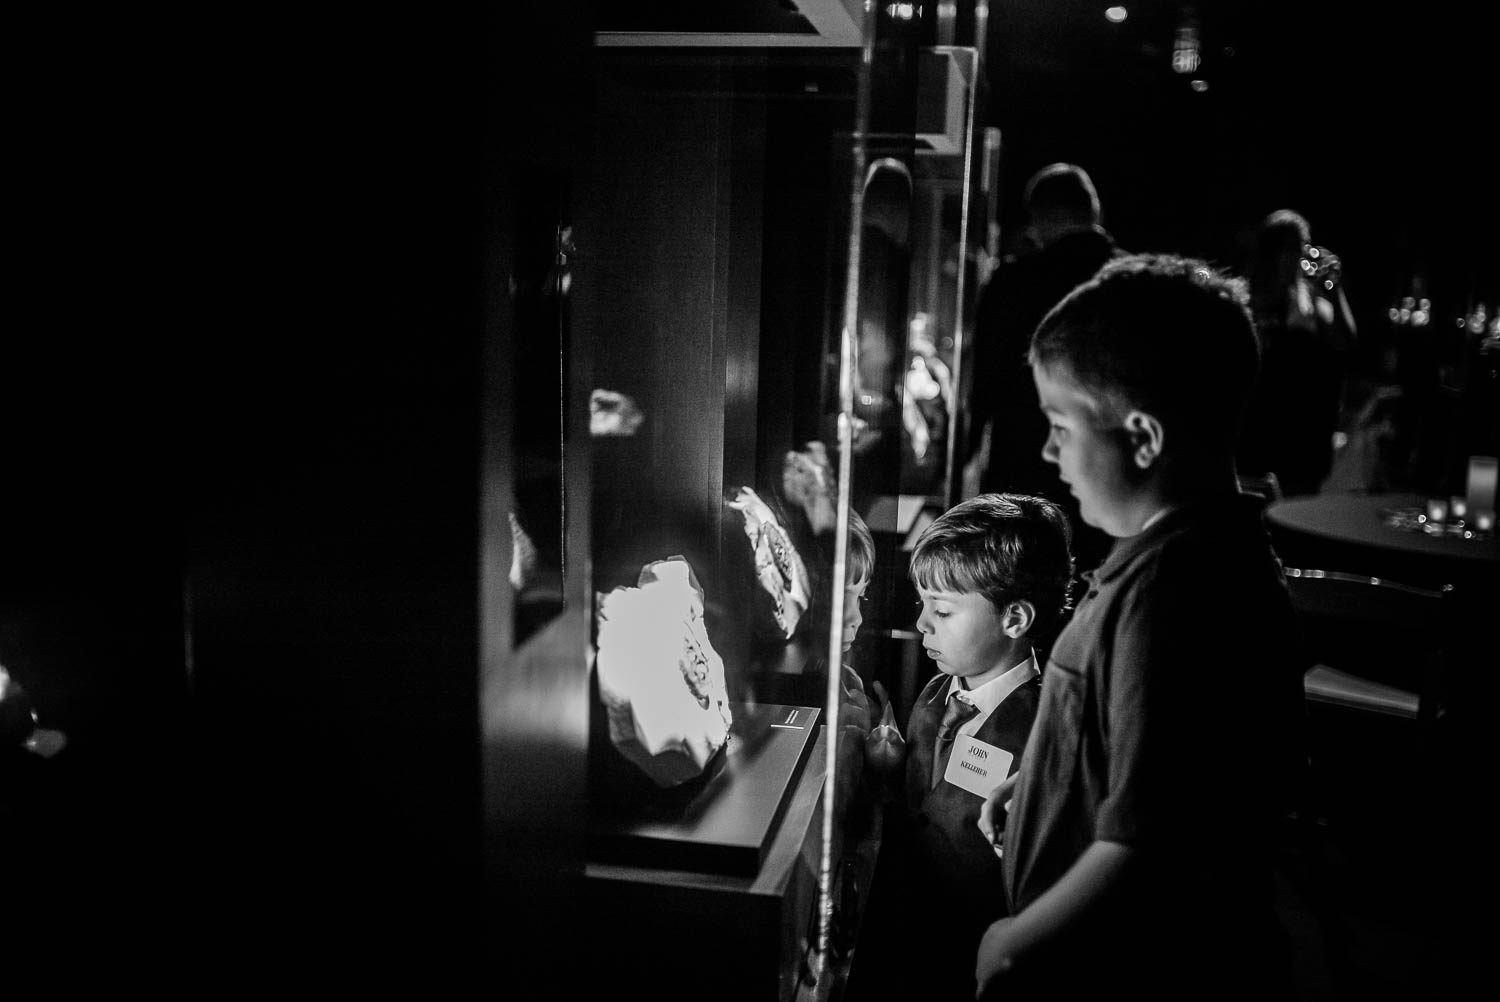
left=1190, top=78, right=1209, bottom=92
left=1105, top=6, right=1128, bottom=22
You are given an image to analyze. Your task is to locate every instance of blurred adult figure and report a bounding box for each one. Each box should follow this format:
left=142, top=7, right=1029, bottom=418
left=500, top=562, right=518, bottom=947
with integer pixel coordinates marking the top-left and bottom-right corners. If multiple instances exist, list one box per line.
left=966, top=163, right=1123, bottom=572
left=1238, top=209, right=1358, bottom=497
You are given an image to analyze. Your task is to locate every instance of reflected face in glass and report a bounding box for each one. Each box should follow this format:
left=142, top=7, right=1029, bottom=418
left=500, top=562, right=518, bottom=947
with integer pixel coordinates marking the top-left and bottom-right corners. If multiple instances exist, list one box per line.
left=915, top=587, right=1011, bottom=687
left=842, top=579, right=869, bottom=654
left=1034, top=363, right=1138, bottom=538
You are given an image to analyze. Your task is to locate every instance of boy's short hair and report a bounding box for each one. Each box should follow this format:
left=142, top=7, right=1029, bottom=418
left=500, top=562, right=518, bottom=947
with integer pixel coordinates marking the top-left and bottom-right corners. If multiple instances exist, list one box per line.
left=844, top=508, right=875, bottom=588
left=1029, top=253, right=1259, bottom=451
left=909, top=493, right=1074, bottom=637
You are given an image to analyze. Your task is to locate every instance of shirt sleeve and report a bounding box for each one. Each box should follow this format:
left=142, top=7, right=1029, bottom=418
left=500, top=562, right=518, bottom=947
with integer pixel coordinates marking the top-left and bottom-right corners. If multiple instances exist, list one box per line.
left=1092, top=556, right=1204, bottom=846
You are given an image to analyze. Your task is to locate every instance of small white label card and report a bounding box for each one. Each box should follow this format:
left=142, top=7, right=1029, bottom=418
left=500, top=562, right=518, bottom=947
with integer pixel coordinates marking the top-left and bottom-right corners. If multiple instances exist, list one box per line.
left=943, top=734, right=1014, bottom=797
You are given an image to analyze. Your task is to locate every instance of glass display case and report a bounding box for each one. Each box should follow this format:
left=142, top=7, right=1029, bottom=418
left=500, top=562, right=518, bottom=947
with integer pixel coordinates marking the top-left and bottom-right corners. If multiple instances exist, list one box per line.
left=488, top=4, right=996, bottom=998
left=569, top=38, right=872, bottom=999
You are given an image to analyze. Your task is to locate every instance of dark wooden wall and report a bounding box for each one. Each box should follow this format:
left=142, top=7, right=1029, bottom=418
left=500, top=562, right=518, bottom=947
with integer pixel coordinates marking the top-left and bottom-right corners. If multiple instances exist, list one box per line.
left=6, top=6, right=505, bottom=988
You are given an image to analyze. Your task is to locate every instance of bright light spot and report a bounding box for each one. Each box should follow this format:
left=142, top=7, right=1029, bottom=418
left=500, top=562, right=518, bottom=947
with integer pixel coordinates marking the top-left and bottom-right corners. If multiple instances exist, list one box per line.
left=590, top=388, right=644, bottom=438
left=1173, top=18, right=1201, bottom=74
left=886, top=2, right=917, bottom=20
left=1389, top=308, right=1402, bottom=323
left=1105, top=6, right=1128, bottom=22
left=1190, top=78, right=1209, bottom=92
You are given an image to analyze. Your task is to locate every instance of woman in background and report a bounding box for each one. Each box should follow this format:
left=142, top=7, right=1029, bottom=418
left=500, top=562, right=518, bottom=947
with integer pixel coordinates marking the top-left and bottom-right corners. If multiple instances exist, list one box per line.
left=1238, top=209, right=1358, bottom=498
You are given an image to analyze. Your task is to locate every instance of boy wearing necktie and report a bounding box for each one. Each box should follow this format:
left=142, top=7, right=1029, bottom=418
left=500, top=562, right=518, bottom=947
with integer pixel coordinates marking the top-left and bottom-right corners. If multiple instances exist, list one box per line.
left=872, top=492, right=1073, bottom=1000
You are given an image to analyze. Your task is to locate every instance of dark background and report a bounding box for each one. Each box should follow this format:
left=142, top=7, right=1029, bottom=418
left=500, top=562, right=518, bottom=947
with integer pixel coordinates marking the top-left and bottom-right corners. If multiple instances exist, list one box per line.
left=3, top=0, right=1491, bottom=986
left=983, top=2, right=1496, bottom=329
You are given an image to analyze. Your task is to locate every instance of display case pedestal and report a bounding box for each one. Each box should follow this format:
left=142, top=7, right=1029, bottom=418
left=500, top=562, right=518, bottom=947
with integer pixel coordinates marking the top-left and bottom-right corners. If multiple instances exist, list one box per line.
left=591, top=703, right=821, bottom=876
left=585, top=718, right=831, bottom=1002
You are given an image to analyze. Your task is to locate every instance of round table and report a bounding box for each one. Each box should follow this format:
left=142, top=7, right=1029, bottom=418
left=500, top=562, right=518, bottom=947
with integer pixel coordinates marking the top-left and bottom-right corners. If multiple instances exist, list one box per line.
left=1265, top=491, right=1500, bottom=591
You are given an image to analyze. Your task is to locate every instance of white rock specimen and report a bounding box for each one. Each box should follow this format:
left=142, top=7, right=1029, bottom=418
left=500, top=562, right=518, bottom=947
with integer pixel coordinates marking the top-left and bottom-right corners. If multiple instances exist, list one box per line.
left=596, top=557, right=733, bottom=787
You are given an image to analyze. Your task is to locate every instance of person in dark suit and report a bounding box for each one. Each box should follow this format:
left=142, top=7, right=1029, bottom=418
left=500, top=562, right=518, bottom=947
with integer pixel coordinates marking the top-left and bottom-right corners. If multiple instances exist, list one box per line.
left=859, top=493, right=1073, bottom=1001
left=967, top=163, right=1124, bottom=573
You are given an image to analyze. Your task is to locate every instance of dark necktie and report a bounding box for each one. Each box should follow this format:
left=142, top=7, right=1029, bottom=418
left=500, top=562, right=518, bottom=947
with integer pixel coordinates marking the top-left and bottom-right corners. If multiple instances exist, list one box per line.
left=931, top=694, right=981, bottom=789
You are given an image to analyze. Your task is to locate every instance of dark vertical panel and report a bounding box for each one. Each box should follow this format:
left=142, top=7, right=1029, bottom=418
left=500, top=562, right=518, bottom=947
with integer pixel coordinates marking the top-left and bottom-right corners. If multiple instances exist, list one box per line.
left=171, top=7, right=489, bottom=987
left=717, top=60, right=769, bottom=689
left=479, top=9, right=595, bottom=998
left=724, top=66, right=766, bottom=494
left=757, top=57, right=859, bottom=486
left=581, top=57, right=734, bottom=598
left=7, top=7, right=207, bottom=974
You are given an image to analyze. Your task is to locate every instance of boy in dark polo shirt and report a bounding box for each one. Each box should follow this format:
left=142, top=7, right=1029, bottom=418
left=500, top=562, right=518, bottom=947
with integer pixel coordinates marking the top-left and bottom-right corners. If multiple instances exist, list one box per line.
left=974, top=254, right=1306, bottom=1000
left=867, top=493, right=1072, bottom=1000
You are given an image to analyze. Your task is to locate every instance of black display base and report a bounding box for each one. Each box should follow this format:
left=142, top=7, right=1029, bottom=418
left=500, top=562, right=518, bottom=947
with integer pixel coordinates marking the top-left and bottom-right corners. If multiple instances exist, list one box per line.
left=585, top=723, right=833, bottom=1002
left=589, top=702, right=821, bottom=876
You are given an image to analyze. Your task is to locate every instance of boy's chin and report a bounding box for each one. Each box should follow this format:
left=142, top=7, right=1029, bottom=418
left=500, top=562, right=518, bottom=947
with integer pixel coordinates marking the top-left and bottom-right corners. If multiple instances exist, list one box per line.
left=1080, top=506, right=1129, bottom=538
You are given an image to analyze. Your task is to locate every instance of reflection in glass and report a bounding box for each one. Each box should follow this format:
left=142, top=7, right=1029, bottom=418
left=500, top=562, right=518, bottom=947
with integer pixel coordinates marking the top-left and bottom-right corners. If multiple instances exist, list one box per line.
left=511, top=195, right=571, bottom=647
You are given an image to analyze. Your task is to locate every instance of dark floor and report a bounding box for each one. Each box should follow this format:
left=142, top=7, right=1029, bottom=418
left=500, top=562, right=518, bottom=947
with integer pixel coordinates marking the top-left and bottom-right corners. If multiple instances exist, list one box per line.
left=843, top=700, right=1473, bottom=1002
left=1273, top=809, right=1431, bottom=1001
left=841, top=808, right=1445, bottom=1002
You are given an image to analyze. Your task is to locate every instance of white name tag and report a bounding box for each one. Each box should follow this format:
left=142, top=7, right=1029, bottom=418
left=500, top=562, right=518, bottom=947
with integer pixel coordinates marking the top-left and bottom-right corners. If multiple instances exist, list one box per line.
left=943, top=734, right=1013, bottom=797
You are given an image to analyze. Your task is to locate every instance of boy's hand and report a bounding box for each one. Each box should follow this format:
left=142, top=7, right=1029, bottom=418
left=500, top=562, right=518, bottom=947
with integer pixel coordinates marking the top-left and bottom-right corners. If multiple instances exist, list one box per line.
left=976, top=772, right=1018, bottom=856
left=975, top=917, right=1019, bottom=997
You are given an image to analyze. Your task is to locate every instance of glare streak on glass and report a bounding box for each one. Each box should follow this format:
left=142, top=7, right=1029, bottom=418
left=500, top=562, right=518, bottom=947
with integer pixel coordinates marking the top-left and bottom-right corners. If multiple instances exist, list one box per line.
left=556, top=223, right=570, bottom=592
left=816, top=0, right=877, bottom=979
left=943, top=49, right=979, bottom=507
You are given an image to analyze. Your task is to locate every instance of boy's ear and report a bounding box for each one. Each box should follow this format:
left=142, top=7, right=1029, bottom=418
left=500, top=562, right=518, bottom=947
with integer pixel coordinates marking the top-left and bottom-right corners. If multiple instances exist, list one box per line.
left=1001, top=599, right=1036, bottom=639
left=1123, top=409, right=1165, bottom=470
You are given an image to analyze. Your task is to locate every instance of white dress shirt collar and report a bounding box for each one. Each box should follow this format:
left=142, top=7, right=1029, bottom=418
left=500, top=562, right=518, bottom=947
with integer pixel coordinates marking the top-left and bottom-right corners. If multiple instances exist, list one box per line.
left=946, top=651, right=1039, bottom=736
